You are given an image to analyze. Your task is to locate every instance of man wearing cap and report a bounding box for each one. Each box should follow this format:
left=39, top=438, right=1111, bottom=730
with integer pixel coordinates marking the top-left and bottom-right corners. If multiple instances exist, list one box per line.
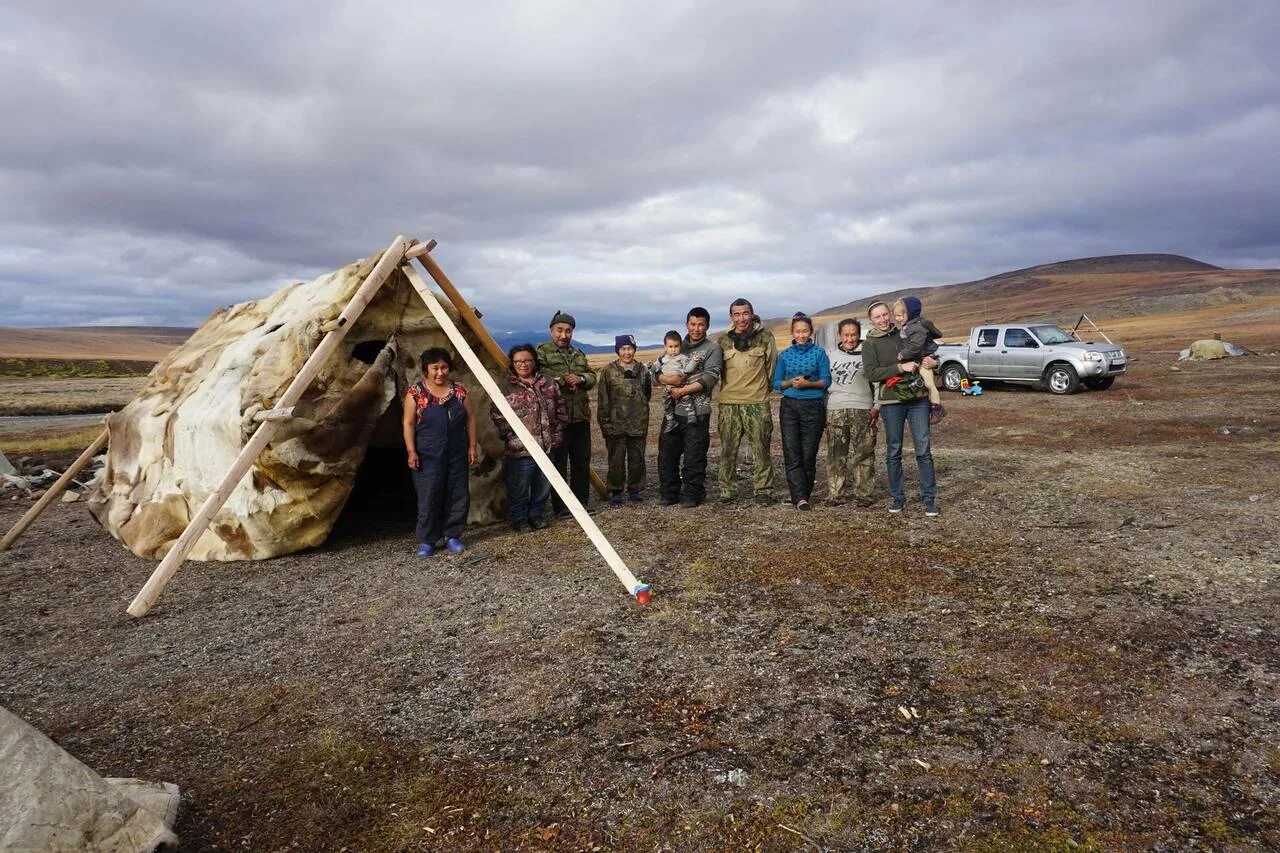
left=596, top=334, right=651, bottom=505
left=653, top=307, right=723, bottom=507
left=538, top=311, right=598, bottom=515
left=716, top=298, right=778, bottom=504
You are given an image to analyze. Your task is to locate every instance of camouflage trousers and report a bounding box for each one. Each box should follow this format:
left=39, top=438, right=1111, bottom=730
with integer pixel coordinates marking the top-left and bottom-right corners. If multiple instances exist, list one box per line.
left=826, top=407, right=877, bottom=501
left=717, top=402, right=774, bottom=498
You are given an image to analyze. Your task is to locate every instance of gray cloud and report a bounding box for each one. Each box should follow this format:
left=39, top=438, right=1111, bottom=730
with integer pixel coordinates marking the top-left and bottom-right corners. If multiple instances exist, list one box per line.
left=2, top=0, right=1277, bottom=341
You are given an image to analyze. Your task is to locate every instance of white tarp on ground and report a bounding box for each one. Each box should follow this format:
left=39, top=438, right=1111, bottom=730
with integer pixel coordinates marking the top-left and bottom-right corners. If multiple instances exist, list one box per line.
left=0, top=706, right=178, bottom=851
left=1178, top=339, right=1249, bottom=360
left=0, top=449, right=15, bottom=477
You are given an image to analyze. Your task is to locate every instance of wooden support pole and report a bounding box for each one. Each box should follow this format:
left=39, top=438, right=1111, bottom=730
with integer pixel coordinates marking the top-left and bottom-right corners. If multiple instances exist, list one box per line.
left=414, top=249, right=612, bottom=500
left=401, top=263, right=649, bottom=602
left=404, top=238, right=438, bottom=260
left=252, top=407, right=296, bottom=422
left=0, top=428, right=109, bottom=551
left=126, top=235, right=411, bottom=617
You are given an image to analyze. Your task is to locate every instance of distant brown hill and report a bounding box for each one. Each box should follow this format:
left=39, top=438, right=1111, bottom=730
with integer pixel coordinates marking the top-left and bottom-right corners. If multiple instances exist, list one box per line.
left=0, top=326, right=193, bottom=360
left=783, top=255, right=1280, bottom=350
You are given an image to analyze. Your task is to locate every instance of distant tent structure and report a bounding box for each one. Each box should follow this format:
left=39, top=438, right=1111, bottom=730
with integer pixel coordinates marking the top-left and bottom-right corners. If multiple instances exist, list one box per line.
left=0, top=237, right=648, bottom=616
left=1179, top=339, right=1251, bottom=360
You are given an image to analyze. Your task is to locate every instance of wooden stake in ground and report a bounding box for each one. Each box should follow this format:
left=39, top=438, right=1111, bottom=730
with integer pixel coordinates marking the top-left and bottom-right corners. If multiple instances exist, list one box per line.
left=0, top=428, right=109, bottom=551
left=126, top=235, right=411, bottom=618
left=414, top=246, right=612, bottom=501
left=401, top=262, right=650, bottom=603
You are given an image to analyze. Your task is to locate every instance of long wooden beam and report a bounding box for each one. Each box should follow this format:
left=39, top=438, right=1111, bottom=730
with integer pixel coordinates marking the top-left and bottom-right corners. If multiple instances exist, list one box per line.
left=0, top=427, right=109, bottom=551
left=414, top=247, right=612, bottom=500
left=126, top=235, right=411, bottom=617
left=402, top=263, right=649, bottom=603
left=404, top=238, right=438, bottom=260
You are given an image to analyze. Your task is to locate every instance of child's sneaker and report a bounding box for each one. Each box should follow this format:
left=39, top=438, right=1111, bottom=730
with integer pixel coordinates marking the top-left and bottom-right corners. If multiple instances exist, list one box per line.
left=628, top=490, right=644, bottom=503
left=662, top=413, right=678, bottom=434
left=929, top=403, right=946, bottom=424
left=445, top=537, right=466, bottom=554
left=889, top=498, right=906, bottom=513
left=415, top=542, right=435, bottom=557
left=924, top=501, right=940, bottom=517
left=610, top=491, right=624, bottom=507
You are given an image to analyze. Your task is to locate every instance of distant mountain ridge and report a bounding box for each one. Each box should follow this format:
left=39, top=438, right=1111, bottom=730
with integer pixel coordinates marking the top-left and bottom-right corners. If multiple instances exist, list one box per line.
left=493, top=329, right=662, bottom=354
left=791, top=253, right=1279, bottom=349
left=4, top=255, right=1276, bottom=359
left=970, top=253, right=1220, bottom=280
left=805, top=254, right=1225, bottom=321
left=0, top=326, right=195, bottom=360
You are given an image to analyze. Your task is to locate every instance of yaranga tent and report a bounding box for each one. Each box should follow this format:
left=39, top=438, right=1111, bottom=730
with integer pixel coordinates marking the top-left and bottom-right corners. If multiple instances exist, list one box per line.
left=0, top=237, right=649, bottom=616
left=88, top=248, right=506, bottom=562
left=1179, top=338, right=1250, bottom=360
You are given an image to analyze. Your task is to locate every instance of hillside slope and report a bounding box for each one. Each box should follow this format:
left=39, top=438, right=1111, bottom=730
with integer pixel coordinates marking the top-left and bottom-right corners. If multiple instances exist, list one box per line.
left=0, top=326, right=193, bottom=360
left=797, top=256, right=1280, bottom=350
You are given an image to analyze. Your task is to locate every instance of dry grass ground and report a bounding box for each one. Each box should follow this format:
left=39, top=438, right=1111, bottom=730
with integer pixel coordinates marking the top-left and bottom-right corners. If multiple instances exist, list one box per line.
left=1, top=352, right=1277, bottom=850
left=0, top=376, right=148, bottom=417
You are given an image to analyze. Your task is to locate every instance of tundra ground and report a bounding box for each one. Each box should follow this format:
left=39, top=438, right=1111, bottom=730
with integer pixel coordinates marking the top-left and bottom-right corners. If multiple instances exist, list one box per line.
left=1, top=354, right=1277, bottom=850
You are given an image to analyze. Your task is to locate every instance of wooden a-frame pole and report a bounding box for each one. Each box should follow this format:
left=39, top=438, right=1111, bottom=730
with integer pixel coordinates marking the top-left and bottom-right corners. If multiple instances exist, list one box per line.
left=411, top=242, right=612, bottom=501
left=402, top=261, right=650, bottom=602
left=125, top=235, right=411, bottom=617
left=0, top=428, right=109, bottom=551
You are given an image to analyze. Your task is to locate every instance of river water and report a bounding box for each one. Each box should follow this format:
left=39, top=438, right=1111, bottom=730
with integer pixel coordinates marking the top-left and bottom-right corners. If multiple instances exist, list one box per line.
left=0, top=413, right=106, bottom=435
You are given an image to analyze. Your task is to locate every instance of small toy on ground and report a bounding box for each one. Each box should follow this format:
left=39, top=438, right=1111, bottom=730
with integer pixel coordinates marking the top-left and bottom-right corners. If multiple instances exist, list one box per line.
left=960, top=378, right=983, bottom=395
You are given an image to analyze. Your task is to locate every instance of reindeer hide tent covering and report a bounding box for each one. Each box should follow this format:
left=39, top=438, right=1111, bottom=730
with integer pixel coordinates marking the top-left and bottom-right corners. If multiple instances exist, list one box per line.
left=88, top=255, right=505, bottom=561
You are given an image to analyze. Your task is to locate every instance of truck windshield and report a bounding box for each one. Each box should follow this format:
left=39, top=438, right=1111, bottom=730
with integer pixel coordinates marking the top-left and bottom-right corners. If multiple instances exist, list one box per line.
left=1030, top=325, right=1077, bottom=345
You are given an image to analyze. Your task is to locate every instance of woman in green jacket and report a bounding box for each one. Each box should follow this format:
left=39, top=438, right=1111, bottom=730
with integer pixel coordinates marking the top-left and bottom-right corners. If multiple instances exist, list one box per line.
left=860, top=301, right=940, bottom=517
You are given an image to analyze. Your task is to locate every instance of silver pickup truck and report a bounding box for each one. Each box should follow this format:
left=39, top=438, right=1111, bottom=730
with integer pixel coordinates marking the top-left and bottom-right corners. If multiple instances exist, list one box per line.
left=935, top=324, right=1128, bottom=394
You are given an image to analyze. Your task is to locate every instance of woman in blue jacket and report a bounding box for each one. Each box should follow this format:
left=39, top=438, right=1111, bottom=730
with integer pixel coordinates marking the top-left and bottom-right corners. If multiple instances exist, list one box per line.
left=772, top=313, right=831, bottom=509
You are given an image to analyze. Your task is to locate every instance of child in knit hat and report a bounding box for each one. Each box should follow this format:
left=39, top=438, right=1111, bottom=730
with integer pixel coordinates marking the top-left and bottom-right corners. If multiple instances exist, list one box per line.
left=892, top=297, right=946, bottom=423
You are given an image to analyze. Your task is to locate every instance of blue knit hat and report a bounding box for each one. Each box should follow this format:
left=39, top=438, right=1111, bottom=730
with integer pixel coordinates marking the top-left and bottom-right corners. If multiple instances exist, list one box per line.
left=615, top=334, right=636, bottom=353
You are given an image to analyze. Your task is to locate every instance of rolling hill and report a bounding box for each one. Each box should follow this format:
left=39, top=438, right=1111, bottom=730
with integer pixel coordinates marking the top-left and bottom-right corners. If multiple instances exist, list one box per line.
left=790, top=254, right=1280, bottom=350
left=0, top=326, right=194, bottom=361
left=3, top=255, right=1277, bottom=363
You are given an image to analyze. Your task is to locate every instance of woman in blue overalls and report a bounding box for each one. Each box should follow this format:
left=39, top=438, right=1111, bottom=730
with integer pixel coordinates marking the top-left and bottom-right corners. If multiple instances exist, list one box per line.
left=402, top=348, right=477, bottom=556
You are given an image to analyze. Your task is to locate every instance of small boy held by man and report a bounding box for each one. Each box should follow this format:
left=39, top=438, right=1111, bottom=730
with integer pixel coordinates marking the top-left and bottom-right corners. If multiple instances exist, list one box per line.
left=653, top=330, right=694, bottom=434
left=892, top=296, right=946, bottom=424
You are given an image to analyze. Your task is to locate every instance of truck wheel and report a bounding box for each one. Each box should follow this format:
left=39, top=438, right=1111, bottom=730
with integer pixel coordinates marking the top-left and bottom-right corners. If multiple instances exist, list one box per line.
left=940, top=363, right=967, bottom=392
left=1045, top=363, right=1080, bottom=395
left=1084, top=376, right=1115, bottom=391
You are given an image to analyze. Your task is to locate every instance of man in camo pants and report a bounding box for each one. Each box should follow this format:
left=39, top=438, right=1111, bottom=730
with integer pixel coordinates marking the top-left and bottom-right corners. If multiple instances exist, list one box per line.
left=715, top=298, right=778, bottom=504
left=825, top=317, right=879, bottom=506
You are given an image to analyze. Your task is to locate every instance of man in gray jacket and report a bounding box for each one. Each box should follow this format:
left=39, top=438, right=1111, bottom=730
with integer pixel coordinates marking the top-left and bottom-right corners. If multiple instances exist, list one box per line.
left=652, top=306, right=723, bottom=507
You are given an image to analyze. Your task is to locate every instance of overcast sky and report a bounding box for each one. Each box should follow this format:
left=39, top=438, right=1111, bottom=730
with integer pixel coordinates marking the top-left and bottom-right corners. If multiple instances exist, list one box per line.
left=2, top=1, right=1277, bottom=345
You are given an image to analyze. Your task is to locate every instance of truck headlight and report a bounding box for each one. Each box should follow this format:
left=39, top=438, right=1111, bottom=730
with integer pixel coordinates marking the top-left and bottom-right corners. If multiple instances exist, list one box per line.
left=1083, top=351, right=1103, bottom=362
